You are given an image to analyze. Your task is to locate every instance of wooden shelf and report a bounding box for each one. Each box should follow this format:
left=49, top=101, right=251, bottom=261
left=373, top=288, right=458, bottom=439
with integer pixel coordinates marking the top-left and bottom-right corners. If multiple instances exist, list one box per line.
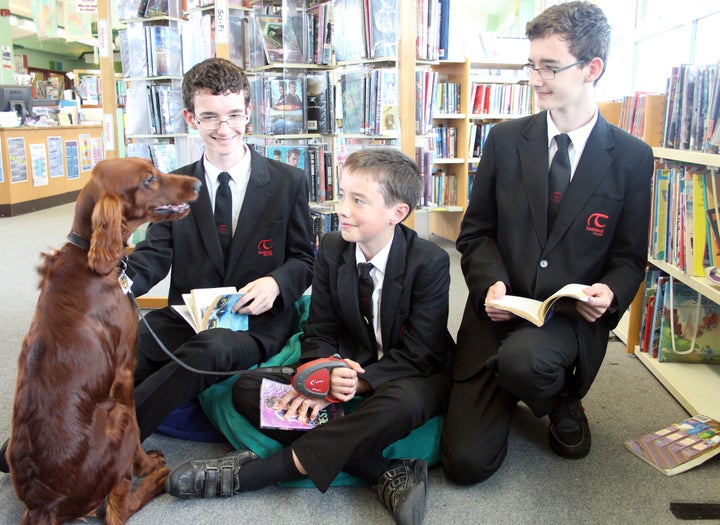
left=634, top=348, right=720, bottom=420
left=653, top=147, right=720, bottom=168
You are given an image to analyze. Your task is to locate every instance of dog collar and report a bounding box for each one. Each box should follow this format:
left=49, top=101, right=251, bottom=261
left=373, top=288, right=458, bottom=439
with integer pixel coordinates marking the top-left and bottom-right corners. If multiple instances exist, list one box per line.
left=67, top=232, right=90, bottom=251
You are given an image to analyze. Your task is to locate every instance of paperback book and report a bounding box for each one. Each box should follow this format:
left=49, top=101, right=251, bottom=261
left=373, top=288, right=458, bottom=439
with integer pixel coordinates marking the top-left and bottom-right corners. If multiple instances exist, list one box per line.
left=171, top=287, right=249, bottom=333
left=485, top=283, right=590, bottom=327
left=625, top=415, right=720, bottom=475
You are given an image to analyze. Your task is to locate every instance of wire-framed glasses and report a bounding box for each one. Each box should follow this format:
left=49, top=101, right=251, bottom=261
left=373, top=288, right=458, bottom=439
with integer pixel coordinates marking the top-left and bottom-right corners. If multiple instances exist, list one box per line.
left=522, top=61, right=585, bottom=80
left=194, top=113, right=248, bottom=130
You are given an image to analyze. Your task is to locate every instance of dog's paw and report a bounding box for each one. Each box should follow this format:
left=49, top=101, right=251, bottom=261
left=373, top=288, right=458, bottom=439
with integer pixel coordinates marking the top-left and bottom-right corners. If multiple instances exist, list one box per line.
left=134, top=449, right=166, bottom=476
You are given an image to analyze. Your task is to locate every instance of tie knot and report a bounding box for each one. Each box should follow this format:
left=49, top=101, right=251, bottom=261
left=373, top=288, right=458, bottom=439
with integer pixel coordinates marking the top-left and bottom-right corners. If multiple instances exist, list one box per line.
left=218, top=171, right=230, bottom=185
left=554, top=134, right=571, bottom=152
left=358, top=262, right=374, bottom=279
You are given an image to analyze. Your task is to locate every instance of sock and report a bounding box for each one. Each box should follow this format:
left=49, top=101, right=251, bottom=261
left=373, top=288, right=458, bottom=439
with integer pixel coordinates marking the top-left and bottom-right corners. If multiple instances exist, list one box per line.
left=236, top=447, right=301, bottom=492
left=343, top=454, right=394, bottom=483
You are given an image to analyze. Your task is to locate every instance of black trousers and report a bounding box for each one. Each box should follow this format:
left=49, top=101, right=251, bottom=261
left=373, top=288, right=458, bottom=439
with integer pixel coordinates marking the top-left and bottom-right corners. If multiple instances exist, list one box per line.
left=232, top=370, right=450, bottom=492
left=134, top=307, right=262, bottom=442
left=441, top=314, right=579, bottom=484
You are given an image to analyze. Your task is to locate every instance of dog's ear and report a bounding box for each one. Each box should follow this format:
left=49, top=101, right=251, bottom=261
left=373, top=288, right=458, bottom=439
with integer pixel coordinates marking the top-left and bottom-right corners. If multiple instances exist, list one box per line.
left=88, top=192, right=124, bottom=275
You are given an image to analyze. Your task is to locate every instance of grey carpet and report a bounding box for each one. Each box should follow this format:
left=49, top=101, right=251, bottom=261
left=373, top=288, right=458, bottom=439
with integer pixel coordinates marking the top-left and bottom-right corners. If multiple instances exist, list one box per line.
left=0, top=203, right=718, bottom=524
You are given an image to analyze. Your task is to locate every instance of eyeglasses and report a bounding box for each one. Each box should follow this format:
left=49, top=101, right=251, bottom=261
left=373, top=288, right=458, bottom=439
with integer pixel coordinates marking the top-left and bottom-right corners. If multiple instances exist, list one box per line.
left=194, top=113, right=247, bottom=131
left=522, top=61, right=585, bottom=80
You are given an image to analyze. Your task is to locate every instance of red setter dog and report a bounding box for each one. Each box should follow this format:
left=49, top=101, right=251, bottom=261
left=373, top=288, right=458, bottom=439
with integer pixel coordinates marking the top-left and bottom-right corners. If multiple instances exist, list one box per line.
left=8, top=158, right=201, bottom=525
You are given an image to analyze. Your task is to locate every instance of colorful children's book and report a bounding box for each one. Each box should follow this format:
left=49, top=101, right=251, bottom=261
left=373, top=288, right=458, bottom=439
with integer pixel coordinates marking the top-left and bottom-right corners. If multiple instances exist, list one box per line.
left=657, top=277, right=720, bottom=364
left=260, top=378, right=344, bottom=431
left=171, top=287, right=249, bottom=333
left=625, top=415, right=720, bottom=475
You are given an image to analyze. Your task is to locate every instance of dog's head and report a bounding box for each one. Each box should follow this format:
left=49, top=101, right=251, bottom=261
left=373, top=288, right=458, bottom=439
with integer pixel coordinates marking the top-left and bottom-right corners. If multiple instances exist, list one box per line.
left=74, top=157, right=201, bottom=275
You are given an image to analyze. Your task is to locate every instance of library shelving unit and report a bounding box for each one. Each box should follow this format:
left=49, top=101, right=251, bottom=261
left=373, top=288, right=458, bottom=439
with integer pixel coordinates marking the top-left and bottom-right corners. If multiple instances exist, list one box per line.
left=424, top=59, right=470, bottom=241
left=119, top=10, right=195, bottom=170
left=420, top=59, right=532, bottom=241
left=626, top=147, right=720, bottom=420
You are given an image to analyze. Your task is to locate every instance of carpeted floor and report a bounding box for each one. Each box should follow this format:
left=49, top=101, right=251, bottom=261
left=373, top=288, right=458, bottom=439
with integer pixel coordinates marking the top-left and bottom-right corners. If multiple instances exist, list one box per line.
left=0, top=203, right=718, bottom=524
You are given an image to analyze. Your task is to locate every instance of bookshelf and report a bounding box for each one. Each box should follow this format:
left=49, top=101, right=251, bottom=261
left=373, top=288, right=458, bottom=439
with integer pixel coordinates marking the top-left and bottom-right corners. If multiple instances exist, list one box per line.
left=627, top=147, right=720, bottom=420
left=421, top=59, right=532, bottom=241
left=425, top=59, right=469, bottom=240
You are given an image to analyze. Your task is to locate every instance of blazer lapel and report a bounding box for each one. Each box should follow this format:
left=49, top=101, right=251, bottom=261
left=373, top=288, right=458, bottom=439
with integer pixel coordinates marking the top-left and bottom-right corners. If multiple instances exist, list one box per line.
left=546, top=116, right=613, bottom=251
left=379, top=228, right=405, bottom=351
left=189, top=161, right=226, bottom=275
left=225, top=150, right=272, bottom=273
left=519, top=114, right=550, bottom=244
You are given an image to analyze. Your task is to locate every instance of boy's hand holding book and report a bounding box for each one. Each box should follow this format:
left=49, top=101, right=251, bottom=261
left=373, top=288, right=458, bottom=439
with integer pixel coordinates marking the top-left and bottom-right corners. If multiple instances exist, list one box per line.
left=485, top=281, right=595, bottom=327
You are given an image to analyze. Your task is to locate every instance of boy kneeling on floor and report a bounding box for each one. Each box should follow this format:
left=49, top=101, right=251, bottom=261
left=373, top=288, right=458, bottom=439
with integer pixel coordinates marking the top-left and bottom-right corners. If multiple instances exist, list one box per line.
left=165, top=147, right=455, bottom=525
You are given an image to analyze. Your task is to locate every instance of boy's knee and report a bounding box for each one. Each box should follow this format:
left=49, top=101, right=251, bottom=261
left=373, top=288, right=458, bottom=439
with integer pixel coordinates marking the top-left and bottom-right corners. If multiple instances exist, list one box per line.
left=440, top=435, right=505, bottom=485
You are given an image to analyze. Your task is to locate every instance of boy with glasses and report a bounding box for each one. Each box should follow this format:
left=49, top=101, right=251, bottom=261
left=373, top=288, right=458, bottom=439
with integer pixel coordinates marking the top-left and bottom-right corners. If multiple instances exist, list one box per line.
left=441, top=1, right=653, bottom=483
left=126, top=57, right=314, bottom=442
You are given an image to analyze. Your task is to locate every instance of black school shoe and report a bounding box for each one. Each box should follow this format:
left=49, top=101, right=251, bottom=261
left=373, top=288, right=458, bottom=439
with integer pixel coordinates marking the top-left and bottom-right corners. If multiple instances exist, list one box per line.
left=165, top=450, right=259, bottom=499
left=0, top=438, right=8, bottom=473
left=376, top=459, right=428, bottom=525
left=548, top=396, right=591, bottom=459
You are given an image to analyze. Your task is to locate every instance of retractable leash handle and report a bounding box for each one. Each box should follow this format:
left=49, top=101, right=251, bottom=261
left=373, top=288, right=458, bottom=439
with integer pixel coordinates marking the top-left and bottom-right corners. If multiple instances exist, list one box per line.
left=291, top=354, right=350, bottom=402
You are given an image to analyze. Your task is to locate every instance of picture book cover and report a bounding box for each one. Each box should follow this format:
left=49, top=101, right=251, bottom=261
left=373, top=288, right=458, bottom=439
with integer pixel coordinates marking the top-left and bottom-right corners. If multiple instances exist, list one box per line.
left=625, top=414, right=720, bottom=476
left=265, top=75, right=306, bottom=135
left=657, top=278, right=720, bottom=364
left=306, top=71, right=333, bottom=134
left=265, top=145, right=307, bottom=172
left=367, top=0, right=398, bottom=59
left=260, top=378, right=344, bottom=431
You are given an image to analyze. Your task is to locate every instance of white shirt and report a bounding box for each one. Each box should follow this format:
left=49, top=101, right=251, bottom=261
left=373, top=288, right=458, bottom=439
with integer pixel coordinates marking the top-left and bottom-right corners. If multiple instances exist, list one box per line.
left=356, top=236, right=393, bottom=359
left=203, top=146, right=252, bottom=236
left=546, top=109, right=598, bottom=182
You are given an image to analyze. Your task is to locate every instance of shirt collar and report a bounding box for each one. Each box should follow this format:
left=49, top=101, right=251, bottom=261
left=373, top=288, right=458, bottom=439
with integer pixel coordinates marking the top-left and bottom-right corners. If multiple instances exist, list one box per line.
left=546, top=109, right=598, bottom=155
left=356, top=233, right=394, bottom=276
left=202, top=144, right=251, bottom=187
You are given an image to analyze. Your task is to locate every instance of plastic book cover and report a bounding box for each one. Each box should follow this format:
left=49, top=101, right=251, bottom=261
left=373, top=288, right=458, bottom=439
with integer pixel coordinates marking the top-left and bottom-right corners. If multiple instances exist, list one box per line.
left=658, top=278, right=720, bottom=364
left=260, top=378, right=344, bottom=431
left=265, top=75, right=306, bottom=135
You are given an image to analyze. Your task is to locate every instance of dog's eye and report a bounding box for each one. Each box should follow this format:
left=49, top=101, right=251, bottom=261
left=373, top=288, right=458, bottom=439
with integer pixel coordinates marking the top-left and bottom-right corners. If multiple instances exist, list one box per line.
left=141, top=175, right=158, bottom=188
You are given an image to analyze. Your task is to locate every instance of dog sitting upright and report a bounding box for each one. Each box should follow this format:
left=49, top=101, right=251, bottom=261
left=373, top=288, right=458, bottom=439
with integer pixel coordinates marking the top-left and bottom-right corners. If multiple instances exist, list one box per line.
left=8, top=158, right=201, bottom=525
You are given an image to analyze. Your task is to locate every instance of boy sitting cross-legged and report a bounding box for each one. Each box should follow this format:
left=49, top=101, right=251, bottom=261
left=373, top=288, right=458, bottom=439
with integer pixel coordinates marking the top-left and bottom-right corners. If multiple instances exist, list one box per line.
left=165, top=147, right=455, bottom=525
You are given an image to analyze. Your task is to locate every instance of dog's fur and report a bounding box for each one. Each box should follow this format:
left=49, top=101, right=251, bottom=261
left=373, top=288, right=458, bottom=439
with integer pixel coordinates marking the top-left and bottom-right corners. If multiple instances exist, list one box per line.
left=8, top=158, right=201, bottom=525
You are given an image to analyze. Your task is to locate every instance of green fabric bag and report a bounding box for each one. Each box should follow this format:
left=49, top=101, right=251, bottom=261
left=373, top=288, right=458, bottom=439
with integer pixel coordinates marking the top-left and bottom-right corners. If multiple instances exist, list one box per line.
left=199, top=295, right=443, bottom=488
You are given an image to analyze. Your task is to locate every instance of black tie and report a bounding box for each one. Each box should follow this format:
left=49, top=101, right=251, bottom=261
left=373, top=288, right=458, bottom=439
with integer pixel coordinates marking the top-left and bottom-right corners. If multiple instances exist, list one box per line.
left=548, top=133, right=571, bottom=230
left=358, top=262, right=375, bottom=341
left=214, top=171, right=232, bottom=259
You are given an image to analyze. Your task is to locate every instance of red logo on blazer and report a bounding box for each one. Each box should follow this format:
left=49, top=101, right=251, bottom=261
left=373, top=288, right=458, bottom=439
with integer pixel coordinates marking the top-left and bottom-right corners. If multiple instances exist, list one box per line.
left=258, top=239, right=273, bottom=256
left=550, top=191, right=563, bottom=204
left=586, top=213, right=608, bottom=236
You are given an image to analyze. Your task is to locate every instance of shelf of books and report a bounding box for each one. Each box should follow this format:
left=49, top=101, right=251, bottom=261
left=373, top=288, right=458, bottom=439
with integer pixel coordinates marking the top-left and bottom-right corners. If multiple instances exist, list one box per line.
left=420, top=59, right=469, bottom=241
left=630, top=142, right=720, bottom=421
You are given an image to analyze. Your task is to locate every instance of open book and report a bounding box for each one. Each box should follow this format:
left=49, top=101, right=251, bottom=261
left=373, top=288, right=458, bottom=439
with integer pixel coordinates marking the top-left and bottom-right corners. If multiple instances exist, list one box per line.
left=624, top=415, right=720, bottom=476
left=485, top=283, right=589, bottom=327
left=171, top=287, right=249, bottom=333
left=260, top=378, right=344, bottom=431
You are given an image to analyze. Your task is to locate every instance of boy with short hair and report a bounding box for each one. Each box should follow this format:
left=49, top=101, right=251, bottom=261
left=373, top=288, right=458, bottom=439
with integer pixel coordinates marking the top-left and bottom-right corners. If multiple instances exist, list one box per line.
left=441, top=1, right=653, bottom=483
left=127, top=57, right=315, bottom=442
left=166, top=147, right=455, bottom=525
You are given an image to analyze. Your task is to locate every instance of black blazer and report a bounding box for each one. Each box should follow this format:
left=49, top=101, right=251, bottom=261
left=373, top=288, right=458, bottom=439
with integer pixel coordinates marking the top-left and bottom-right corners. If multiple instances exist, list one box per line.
left=128, top=148, right=315, bottom=358
left=455, top=111, right=653, bottom=394
left=299, top=225, right=455, bottom=390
